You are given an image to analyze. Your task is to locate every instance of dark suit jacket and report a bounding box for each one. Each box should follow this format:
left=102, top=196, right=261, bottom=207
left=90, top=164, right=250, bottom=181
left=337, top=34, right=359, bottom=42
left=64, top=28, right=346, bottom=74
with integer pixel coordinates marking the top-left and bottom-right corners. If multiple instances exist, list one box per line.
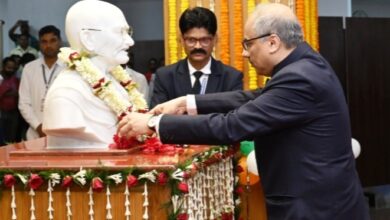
left=158, top=43, right=369, bottom=219
left=150, top=58, right=243, bottom=108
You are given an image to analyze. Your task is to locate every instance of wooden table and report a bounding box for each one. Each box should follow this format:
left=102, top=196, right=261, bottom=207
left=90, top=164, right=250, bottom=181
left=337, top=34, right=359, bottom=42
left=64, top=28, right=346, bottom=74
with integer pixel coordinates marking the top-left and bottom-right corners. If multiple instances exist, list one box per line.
left=0, top=138, right=267, bottom=220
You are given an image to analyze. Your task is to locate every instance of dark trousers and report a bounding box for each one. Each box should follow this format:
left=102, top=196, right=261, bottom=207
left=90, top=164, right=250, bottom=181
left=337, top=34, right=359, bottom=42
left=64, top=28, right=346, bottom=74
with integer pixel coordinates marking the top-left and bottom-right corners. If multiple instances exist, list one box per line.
left=0, top=109, right=20, bottom=145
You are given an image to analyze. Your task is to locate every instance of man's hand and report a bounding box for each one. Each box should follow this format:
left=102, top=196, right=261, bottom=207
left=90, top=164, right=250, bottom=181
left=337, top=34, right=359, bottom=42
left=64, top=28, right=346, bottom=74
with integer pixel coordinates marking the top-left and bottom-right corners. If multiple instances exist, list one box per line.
left=150, top=96, right=187, bottom=115
left=117, top=112, right=154, bottom=139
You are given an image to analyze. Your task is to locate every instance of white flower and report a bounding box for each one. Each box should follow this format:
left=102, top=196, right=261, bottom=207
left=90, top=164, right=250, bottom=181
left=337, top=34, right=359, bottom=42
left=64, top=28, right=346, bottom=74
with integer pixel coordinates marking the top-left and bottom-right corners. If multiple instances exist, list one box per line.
left=235, top=198, right=241, bottom=205
left=171, top=168, right=184, bottom=181
left=57, top=47, right=148, bottom=118
left=16, top=173, right=27, bottom=184
left=49, top=173, right=61, bottom=187
left=73, top=168, right=87, bottom=185
left=58, top=47, right=73, bottom=63
left=107, top=173, right=123, bottom=185
left=138, top=170, right=158, bottom=182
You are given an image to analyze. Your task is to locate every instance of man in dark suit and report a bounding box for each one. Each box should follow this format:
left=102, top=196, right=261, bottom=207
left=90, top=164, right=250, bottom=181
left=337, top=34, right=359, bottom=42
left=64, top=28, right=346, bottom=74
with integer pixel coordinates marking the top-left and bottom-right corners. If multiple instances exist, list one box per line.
left=150, top=7, right=243, bottom=108
left=118, top=3, right=369, bottom=220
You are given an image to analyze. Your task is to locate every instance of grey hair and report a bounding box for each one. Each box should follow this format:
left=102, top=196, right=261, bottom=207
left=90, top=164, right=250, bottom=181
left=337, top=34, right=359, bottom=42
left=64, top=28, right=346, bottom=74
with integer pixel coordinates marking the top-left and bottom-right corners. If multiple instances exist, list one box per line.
left=252, top=15, right=303, bottom=48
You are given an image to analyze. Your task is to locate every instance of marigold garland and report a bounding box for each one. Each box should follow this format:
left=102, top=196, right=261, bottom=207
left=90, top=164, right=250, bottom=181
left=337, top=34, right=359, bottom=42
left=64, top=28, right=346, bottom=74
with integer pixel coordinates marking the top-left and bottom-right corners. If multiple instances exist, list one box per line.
left=310, top=0, right=319, bottom=51
left=219, top=0, right=230, bottom=64
left=168, top=0, right=178, bottom=64
left=179, top=0, right=189, bottom=60
left=247, top=0, right=257, bottom=90
left=296, top=0, right=305, bottom=38
left=163, top=0, right=319, bottom=92
left=233, top=0, right=244, bottom=72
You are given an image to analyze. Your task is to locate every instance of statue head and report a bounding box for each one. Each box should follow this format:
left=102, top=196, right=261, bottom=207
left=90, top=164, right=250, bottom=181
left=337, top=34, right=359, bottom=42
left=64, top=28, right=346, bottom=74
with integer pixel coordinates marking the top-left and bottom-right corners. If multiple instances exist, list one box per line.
left=65, top=0, right=134, bottom=67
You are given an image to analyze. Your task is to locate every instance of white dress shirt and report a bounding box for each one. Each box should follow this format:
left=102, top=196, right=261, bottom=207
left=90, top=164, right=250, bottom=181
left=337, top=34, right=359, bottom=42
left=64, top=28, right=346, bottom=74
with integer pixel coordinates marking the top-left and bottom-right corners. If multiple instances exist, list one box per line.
left=9, top=45, right=39, bottom=58
left=18, top=57, right=64, bottom=140
left=187, top=58, right=212, bottom=95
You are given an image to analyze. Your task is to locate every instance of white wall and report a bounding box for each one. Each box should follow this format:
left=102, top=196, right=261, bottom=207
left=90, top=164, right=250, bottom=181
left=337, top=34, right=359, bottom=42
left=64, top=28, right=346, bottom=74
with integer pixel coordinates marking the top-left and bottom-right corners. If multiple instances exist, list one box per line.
left=318, top=0, right=351, bottom=17
left=0, top=0, right=163, bottom=56
left=352, top=0, right=390, bottom=17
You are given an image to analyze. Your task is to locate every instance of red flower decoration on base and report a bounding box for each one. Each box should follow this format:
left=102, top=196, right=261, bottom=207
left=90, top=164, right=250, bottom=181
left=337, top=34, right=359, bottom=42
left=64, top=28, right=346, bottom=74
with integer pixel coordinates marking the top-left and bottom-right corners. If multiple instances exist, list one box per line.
left=91, top=177, right=104, bottom=192
left=28, top=174, right=44, bottom=190
left=126, top=175, right=138, bottom=187
left=142, top=137, right=183, bottom=154
left=157, top=172, right=168, bottom=185
left=3, top=174, right=16, bottom=188
left=177, top=213, right=189, bottom=220
left=177, top=182, right=189, bottom=194
left=110, top=134, right=140, bottom=149
left=62, top=175, right=73, bottom=188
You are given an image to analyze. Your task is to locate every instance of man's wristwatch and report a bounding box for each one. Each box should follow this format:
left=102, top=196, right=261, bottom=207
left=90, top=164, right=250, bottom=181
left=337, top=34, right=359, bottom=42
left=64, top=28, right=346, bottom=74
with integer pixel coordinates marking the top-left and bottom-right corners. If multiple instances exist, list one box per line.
left=147, top=115, right=159, bottom=132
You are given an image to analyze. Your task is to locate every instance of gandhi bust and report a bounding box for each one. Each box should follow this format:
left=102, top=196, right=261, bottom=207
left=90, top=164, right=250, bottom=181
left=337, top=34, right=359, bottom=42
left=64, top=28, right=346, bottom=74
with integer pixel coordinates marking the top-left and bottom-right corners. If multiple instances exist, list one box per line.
left=43, top=0, right=140, bottom=149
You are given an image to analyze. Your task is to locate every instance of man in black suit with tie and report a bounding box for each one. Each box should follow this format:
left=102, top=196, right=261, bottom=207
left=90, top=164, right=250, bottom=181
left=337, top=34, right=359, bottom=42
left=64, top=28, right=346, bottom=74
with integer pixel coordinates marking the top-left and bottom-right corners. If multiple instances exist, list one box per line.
left=118, top=3, right=369, bottom=220
left=150, top=7, right=243, bottom=108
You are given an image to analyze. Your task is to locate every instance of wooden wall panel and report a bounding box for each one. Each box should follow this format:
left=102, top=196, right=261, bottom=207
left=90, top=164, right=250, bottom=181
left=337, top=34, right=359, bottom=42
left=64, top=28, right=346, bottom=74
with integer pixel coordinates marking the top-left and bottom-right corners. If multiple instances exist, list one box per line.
left=345, top=18, right=390, bottom=187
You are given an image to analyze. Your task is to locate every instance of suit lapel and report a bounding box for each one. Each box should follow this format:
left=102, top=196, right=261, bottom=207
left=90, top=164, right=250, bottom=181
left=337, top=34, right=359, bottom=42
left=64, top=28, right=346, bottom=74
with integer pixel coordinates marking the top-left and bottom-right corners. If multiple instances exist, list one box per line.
left=205, top=58, right=222, bottom=93
left=174, top=59, right=193, bottom=96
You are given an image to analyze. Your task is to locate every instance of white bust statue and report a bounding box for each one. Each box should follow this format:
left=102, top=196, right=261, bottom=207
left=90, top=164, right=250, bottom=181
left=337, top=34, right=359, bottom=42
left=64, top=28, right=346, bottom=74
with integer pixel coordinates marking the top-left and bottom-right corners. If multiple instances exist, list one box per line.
left=43, top=0, right=140, bottom=149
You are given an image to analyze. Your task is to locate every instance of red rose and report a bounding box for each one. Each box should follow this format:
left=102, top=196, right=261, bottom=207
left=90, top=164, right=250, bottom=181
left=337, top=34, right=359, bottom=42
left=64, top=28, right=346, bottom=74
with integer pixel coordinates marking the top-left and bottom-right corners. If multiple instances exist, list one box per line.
left=126, top=175, right=138, bottom=187
left=157, top=172, right=168, bottom=185
left=235, top=186, right=244, bottom=194
left=61, top=175, right=73, bottom=188
left=3, top=174, right=16, bottom=188
left=69, top=52, right=80, bottom=61
left=221, top=212, right=233, bottom=220
left=28, top=174, right=44, bottom=190
left=182, top=171, right=191, bottom=179
left=111, top=134, right=139, bottom=149
left=177, top=213, right=189, bottom=220
left=177, top=182, right=189, bottom=194
left=236, top=165, right=244, bottom=173
left=91, top=177, right=104, bottom=192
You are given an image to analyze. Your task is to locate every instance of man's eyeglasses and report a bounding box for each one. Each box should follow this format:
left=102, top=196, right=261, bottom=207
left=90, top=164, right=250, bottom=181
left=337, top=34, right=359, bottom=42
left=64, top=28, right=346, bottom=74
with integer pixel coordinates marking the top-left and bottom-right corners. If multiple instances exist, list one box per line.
left=81, top=26, right=134, bottom=37
left=241, top=33, right=272, bottom=51
left=183, top=37, right=213, bottom=47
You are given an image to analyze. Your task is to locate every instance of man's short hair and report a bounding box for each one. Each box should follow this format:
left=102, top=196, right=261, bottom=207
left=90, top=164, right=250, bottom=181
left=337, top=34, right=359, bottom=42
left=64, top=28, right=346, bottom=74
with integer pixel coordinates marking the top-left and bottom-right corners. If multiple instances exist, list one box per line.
left=179, top=7, right=217, bottom=36
left=39, top=25, right=61, bottom=39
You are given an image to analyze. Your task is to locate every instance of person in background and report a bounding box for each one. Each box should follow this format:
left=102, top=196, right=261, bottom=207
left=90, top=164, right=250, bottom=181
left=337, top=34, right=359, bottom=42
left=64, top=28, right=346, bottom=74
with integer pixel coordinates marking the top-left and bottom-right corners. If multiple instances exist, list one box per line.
left=18, top=25, right=64, bottom=140
left=8, top=20, right=39, bottom=50
left=123, top=50, right=149, bottom=98
left=144, top=58, right=158, bottom=83
left=159, top=57, right=165, bottom=68
left=118, top=3, right=370, bottom=220
left=9, top=34, right=39, bottom=58
left=150, top=7, right=243, bottom=108
left=0, top=57, right=20, bottom=144
left=19, top=53, right=37, bottom=68
left=9, top=55, right=22, bottom=78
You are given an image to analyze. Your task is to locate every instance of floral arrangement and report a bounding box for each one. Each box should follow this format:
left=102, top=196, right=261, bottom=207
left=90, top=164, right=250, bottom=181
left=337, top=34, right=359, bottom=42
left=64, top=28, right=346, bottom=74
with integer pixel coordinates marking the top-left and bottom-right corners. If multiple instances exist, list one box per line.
left=58, top=47, right=152, bottom=149
left=0, top=146, right=243, bottom=220
left=58, top=48, right=148, bottom=119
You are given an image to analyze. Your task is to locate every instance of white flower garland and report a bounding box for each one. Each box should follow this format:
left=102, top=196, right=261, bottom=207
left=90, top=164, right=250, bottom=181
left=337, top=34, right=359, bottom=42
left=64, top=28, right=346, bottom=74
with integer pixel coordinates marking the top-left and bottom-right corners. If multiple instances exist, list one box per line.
left=66, top=187, right=72, bottom=220
left=88, top=186, right=94, bottom=220
left=29, top=188, right=36, bottom=220
left=11, top=185, right=17, bottom=220
left=106, top=173, right=123, bottom=219
left=124, top=184, right=131, bottom=220
left=58, top=47, right=148, bottom=118
left=47, top=179, right=54, bottom=219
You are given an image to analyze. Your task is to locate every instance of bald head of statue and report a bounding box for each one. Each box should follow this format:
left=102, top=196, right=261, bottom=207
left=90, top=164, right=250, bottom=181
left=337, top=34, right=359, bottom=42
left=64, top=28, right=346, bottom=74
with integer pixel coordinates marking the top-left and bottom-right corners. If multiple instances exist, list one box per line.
left=65, top=0, right=134, bottom=68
